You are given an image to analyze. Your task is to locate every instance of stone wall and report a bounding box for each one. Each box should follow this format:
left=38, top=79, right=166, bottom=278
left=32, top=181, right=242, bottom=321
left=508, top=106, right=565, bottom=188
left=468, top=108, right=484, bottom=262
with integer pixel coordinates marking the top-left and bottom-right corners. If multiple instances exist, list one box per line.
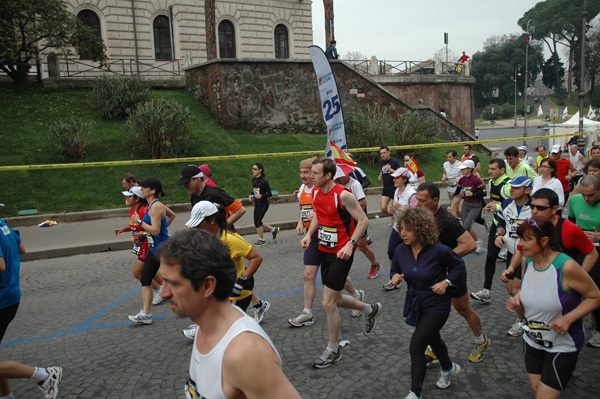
left=184, top=59, right=488, bottom=154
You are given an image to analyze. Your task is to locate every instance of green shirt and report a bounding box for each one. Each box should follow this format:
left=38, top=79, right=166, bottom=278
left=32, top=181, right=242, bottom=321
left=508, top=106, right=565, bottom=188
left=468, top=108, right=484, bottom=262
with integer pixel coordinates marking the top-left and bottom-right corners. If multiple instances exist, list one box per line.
left=506, top=160, right=538, bottom=179
left=568, top=193, right=600, bottom=236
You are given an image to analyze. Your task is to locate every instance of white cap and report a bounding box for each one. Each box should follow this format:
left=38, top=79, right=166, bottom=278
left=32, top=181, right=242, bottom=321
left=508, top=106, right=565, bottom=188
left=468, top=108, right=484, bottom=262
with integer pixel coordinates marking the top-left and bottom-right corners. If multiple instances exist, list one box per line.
left=517, top=146, right=528, bottom=151
left=186, top=201, right=219, bottom=228
left=550, top=144, right=562, bottom=154
left=391, top=167, right=411, bottom=178
left=460, top=160, right=476, bottom=169
left=122, top=186, right=143, bottom=197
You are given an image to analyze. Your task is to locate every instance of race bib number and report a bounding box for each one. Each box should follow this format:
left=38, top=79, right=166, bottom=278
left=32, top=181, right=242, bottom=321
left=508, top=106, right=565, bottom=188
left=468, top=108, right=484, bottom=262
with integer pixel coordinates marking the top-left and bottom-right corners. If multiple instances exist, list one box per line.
left=253, top=188, right=260, bottom=196
left=509, top=219, right=523, bottom=238
left=318, top=225, right=338, bottom=248
left=447, top=179, right=457, bottom=188
left=300, top=204, right=313, bottom=223
left=144, top=232, right=155, bottom=248
left=522, top=320, right=553, bottom=348
left=1, top=225, right=10, bottom=235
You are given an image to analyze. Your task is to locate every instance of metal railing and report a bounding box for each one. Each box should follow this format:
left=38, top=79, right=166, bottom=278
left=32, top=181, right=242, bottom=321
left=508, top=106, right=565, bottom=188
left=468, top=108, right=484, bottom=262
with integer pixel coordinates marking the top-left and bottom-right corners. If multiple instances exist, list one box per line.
left=62, top=58, right=182, bottom=78
left=343, top=59, right=470, bottom=76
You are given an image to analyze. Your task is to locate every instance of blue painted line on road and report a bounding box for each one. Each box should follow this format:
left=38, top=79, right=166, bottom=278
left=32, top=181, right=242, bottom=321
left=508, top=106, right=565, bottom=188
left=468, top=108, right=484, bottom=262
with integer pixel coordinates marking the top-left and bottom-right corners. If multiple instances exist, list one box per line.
left=72, top=285, right=141, bottom=330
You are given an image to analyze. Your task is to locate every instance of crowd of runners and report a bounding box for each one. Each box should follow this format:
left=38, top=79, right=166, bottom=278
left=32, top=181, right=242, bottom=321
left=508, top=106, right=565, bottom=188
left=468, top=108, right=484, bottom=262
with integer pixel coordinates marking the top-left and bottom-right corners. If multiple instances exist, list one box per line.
left=4, top=141, right=600, bottom=398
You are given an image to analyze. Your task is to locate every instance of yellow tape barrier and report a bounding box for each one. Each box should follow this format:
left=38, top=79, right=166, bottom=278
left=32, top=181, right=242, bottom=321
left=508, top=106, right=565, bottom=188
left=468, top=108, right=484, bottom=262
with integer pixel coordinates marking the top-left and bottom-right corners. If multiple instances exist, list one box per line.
left=0, top=131, right=584, bottom=172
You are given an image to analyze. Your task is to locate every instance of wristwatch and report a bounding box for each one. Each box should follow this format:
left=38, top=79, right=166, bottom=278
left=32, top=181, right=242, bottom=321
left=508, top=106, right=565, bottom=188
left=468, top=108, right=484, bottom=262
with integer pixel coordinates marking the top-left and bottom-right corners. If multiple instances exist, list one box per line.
left=444, top=279, right=452, bottom=286
left=240, top=274, right=248, bottom=281
left=350, top=238, right=357, bottom=245
left=136, top=219, right=143, bottom=226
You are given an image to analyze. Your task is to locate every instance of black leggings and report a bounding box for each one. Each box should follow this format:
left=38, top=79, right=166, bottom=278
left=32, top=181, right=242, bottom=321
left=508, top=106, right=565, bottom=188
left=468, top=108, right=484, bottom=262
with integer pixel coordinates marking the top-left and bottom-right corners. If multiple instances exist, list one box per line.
left=409, top=312, right=452, bottom=396
left=140, top=252, right=160, bottom=287
left=253, top=201, right=269, bottom=228
left=483, top=223, right=502, bottom=290
left=0, top=302, right=19, bottom=343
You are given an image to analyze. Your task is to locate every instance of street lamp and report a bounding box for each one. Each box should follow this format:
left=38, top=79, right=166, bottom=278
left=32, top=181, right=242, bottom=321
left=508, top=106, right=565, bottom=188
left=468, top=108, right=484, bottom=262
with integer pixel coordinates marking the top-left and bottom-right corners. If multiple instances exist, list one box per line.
left=524, top=19, right=535, bottom=145
left=514, top=64, right=521, bottom=128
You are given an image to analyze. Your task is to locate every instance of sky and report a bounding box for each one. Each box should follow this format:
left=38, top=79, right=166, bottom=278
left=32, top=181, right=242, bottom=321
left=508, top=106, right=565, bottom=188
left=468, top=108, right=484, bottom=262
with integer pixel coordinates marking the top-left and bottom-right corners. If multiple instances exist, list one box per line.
left=311, top=0, right=543, bottom=61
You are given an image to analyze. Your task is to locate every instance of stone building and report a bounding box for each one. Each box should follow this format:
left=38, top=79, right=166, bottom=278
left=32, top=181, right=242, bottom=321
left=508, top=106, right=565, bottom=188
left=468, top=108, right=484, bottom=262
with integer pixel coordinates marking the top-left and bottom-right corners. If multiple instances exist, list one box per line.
left=46, top=0, right=313, bottom=78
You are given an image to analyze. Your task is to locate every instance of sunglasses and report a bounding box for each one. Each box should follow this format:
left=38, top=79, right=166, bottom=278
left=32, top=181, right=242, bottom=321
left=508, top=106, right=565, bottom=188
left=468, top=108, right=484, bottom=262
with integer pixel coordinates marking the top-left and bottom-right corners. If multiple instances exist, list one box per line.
left=525, top=218, right=546, bottom=236
left=252, top=168, right=259, bottom=170
left=530, top=204, right=551, bottom=211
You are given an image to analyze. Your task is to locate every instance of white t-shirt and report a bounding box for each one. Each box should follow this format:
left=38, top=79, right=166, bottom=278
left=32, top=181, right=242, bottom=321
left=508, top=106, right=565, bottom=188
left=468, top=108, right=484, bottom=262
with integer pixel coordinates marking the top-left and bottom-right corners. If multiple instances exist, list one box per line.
left=443, top=160, right=463, bottom=191
left=532, top=176, right=565, bottom=207
left=340, top=177, right=366, bottom=201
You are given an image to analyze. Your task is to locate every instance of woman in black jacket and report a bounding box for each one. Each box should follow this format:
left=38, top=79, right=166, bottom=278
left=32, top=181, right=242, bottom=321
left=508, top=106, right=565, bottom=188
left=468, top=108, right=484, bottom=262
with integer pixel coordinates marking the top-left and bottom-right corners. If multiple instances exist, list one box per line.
left=250, top=163, right=280, bottom=246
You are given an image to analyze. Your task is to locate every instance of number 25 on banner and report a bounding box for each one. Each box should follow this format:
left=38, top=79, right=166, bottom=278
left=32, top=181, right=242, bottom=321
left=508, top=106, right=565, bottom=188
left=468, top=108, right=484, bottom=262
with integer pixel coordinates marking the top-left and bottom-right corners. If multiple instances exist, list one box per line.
left=323, top=95, right=341, bottom=121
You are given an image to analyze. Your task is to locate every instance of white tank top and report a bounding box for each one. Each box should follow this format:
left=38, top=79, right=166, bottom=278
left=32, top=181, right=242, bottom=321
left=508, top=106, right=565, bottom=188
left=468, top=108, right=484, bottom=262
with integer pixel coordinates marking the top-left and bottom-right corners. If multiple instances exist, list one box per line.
left=392, top=185, right=416, bottom=231
left=187, top=306, right=281, bottom=399
left=569, top=151, right=584, bottom=173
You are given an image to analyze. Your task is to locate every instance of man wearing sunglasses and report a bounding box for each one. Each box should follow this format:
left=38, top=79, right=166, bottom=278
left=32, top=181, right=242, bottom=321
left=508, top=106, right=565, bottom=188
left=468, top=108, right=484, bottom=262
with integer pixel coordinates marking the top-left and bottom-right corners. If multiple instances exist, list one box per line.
left=568, top=174, right=600, bottom=347
left=494, top=176, right=533, bottom=337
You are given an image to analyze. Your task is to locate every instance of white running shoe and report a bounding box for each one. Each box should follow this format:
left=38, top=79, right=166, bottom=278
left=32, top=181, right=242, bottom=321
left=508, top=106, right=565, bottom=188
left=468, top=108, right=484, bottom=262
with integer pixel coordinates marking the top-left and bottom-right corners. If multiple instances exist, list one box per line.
left=351, top=289, right=365, bottom=317
left=507, top=320, right=522, bottom=337
left=470, top=288, right=491, bottom=303
left=128, top=310, right=152, bottom=325
left=182, top=324, right=199, bottom=340
left=288, top=310, right=315, bottom=327
left=152, top=289, right=165, bottom=305
left=253, top=301, right=270, bottom=324
left=474, top=239, right=485, bottom=254
left=436, top=362, right=461, bottom=389
left=39, top=366, right=62, bottom=399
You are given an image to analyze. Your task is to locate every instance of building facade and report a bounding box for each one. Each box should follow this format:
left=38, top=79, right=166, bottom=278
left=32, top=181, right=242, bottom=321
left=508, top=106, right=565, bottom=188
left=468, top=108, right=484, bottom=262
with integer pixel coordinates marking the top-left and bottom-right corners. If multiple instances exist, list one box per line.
left=50, top=0, right=313, bottom=78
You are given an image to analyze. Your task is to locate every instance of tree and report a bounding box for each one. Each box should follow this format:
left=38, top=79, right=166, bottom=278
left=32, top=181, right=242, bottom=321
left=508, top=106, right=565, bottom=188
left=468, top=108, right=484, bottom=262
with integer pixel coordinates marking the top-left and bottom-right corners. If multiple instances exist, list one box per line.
left=542, top=56, right=565, bottom=90
left=323, top=0, right=334, bottom=47
left=342, top=50, right=367, bottom=60
left=585, top=21, right=600, bottom=95
left=471, top=34, right=544, bottom=106
left=0, top=0, right=105, bottom=84
left=519, top=0, right=600, bottom=98
left=432, top=47, right=459, bottom=63
left=205, top=0, right=216, bottom=60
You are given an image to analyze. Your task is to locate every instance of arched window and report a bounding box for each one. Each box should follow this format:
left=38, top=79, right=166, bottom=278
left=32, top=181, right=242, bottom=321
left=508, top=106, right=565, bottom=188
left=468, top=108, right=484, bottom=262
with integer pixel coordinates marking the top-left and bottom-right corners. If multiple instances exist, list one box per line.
left=77, top=10, right=101, bottom=60
left=218, top=20, right=236, bottom=59
left=153, top=15, right=173, bottom=61
left=274, top=24, right=289, bottom=59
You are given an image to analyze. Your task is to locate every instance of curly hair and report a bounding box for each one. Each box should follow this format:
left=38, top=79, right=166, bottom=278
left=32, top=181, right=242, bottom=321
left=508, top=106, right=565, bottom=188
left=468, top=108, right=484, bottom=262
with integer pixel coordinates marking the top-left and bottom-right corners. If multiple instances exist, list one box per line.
left=396, top=208, right=439, bottom=247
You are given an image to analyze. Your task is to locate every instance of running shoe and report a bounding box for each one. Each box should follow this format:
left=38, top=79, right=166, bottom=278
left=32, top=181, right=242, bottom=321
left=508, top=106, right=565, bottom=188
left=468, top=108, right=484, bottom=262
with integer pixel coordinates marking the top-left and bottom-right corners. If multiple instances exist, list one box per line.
left=475, top=239, right=485, bottom=254
left=364, top=302, right=382, bottom=333
left=288, top=310, right=315, bottom=327
left=350, top=290, right=365, bottom=317
left=272, top=226, right=280, bottom=240
left=436, top=362, right=461, bottom=389
left=39, top=366, right=62, bottom=399
left=368, top=262, right=381, bottom=279
left=470, top=288, right=491, bottom=303
left=152, top=289, right=165, bottom=305
left=498, top=248, right=508, bottom=260
left=404, top=392, right=421, bottom=399
left=366, top=236, right=373, bottom=245
left=507, top=320, right=522, bottom=337
left=425, top=345, right=439, bottom=364
left=383, top=280, right=401, bottom=290
left=128, top=310, right=152, bottom=325
left=253, top=239, right=266, bottom=246
left=468, top=336, right=491, bottom=363
left=312, top=346, right=342, bottom=369
left=587, top=330, right=600, bottom=347
left=253, top=301, right=270, bottom=324
left=182, top=324, right=198, bottom=340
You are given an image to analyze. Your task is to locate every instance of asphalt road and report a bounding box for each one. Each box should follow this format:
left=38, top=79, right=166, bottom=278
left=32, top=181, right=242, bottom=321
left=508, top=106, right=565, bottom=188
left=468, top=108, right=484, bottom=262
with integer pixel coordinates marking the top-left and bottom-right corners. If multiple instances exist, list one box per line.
left=3, top=217, right=600, bottom=398
left=479, top=126, right=550, bottom=154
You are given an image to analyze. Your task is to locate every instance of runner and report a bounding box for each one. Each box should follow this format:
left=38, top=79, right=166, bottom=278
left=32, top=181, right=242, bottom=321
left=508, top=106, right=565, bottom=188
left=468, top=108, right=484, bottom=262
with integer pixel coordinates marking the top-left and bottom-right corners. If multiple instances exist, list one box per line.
left=494, top=176, right=533, bottom=336
left=334, top=167, right=382, bottom=279
left=531, top=158, right=565, bottom=207
left=454, top=160, right=486, bottom=253
left=128, top=178, right=176, bottom=325
left=378, top=146, right=401, bottom=213
left=572, top=158, right=600, bottom=196
left=383, top=167, right=417, bottom=290
left=390, top=208, right=465, bottom=399
left=300, top=158, right=382, bottom=368
left=199, top=163, right=217, bottom=187
left=0, top=361, right=62, bottom=399
left=157, top=230, right=300, bottom=399
left=568, top=143, right=586, bottom=190
left=504, top=146, right=538, bottom=179
left=249, top=162, right=280, bottom=246
left=113, top=186, right=164, bottom=305
left=415, top=183, right=490, bottom=363
left=549, top=144, right=577, bottom=202
left=403, top=153, right=425, bottom=189
left=470, top=159, right=511, bottom=303
left=518, top=146, right=537, bottom=170
left=461, top=145, right=481, bottom=176
left=442, top=149, right=463, bottom=218
left=506, top=216, right=600, bottom=398
left=289, top=159, right=365, bottom=327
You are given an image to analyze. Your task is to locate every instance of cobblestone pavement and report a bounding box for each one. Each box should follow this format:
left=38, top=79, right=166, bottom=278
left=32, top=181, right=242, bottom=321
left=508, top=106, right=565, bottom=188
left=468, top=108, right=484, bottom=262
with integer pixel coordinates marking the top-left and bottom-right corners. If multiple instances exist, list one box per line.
left=3, top=218, right=600, bottom=398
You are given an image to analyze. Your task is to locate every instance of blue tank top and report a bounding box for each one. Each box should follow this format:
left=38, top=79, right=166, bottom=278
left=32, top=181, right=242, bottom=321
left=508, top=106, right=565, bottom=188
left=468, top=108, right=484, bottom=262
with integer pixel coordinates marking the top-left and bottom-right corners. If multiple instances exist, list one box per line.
left=143, top=200, right=169, bottom=254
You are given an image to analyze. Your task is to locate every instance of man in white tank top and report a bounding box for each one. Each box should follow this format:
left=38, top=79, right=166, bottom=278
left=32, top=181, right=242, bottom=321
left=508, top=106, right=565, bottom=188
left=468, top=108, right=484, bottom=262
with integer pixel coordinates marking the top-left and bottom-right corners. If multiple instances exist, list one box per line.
left=157, top=230, right=300, bottom=399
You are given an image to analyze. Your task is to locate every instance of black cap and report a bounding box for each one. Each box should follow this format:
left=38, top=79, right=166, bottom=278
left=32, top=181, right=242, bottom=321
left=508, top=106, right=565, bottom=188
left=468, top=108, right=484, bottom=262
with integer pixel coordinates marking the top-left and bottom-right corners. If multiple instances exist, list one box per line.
left=138, top=178, right=164, bottom=195
left=177, top=165, right=203, bottom=186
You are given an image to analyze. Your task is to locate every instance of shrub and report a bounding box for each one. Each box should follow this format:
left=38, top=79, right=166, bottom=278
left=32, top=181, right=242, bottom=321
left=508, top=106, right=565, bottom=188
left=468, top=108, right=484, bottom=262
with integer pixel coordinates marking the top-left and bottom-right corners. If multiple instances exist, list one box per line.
left=346, top=103, right=396, bottom=165
left=93, top=75, right=152, bottom=119
left=395, top=111, right=435, bottom=148
left=125, top=98, right=194, bottom=159
left=48, top=119, right=93, bottom=159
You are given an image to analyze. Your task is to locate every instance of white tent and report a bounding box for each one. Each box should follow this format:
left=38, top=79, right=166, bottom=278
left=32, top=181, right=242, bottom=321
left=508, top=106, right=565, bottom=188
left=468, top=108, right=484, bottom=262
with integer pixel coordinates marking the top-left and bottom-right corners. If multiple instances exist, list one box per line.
left=546, top=111, right=600, bottom=150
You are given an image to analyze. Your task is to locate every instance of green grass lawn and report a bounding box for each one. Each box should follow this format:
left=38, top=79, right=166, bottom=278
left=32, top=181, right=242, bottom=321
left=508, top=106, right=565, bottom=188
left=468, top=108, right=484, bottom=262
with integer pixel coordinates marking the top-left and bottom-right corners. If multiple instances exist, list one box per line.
left=0, top=84, right=485, bottom=216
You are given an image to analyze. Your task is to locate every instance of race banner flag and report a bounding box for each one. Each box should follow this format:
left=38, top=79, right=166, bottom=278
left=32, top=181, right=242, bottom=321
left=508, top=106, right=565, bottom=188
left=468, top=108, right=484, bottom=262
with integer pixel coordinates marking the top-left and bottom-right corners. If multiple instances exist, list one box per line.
left=309, top=45, right=347, bottom=158
left=405, top=157, right=419, bottom=174
left=562, top=107, right=568, bottom=119
left=537, top=105, right=543, bottom=117
left=589, top=105, right=597, bottom=120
